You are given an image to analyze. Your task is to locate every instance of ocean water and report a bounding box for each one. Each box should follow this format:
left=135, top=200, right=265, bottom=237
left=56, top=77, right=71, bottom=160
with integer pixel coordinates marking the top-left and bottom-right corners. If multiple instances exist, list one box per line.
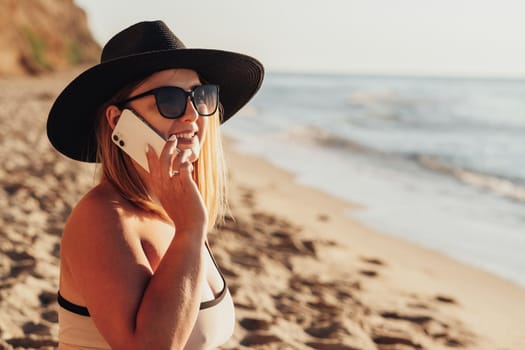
left=222, top=72, right=525, bottom=288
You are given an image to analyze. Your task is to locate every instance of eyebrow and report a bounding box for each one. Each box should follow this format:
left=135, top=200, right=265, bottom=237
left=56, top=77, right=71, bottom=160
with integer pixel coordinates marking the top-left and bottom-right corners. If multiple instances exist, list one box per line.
left=135, top=83, right=202, bottom=97
left=159, top=83, right=202, bottom=91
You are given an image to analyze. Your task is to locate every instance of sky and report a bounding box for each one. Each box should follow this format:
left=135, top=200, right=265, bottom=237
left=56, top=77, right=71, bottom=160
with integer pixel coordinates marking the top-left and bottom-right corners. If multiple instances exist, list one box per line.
left=74, top=0, right=525, bottom=78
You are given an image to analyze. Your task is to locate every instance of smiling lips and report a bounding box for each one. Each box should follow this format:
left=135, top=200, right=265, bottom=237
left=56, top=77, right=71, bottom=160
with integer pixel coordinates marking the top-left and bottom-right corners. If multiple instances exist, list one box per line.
left=171, top=131, right=197, bottom=144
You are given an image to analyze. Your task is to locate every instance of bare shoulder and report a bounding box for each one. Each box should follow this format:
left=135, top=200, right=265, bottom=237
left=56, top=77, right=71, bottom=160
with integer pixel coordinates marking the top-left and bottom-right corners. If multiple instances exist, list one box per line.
left=70, top=181, right=132, bottom=222
left=65, top=182, right=123, bottom=231
left=60, top=181, right=143, bottom=266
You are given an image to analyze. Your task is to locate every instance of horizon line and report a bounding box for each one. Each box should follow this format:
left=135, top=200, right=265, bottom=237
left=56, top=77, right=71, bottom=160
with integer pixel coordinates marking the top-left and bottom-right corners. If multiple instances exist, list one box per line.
left=267, top=68, right=525, bottom=81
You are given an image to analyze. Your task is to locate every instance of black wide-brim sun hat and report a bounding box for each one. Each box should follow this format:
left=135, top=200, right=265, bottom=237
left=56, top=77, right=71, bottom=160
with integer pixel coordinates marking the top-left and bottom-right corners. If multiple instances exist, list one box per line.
left=47, top=20, right=264, bottom=163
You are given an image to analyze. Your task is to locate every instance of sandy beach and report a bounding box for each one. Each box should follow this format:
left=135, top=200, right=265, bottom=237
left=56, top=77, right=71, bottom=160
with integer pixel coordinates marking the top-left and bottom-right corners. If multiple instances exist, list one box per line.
left=1, top=69, right=524, bottom=350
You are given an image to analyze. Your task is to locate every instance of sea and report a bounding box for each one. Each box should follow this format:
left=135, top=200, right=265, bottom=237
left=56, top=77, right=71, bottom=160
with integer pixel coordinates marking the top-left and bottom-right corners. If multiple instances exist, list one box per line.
left=222, top=72, right=525, bottom=288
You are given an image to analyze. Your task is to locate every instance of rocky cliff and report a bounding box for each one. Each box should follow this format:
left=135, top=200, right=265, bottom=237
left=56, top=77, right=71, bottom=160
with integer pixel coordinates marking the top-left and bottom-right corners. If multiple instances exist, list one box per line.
left=0, top=0, right=100, bottom=76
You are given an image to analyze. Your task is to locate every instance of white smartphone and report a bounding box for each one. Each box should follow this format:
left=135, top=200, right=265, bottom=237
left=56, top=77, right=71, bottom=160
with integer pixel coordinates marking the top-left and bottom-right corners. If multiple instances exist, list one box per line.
left=111, top=109, right=166, bottom=172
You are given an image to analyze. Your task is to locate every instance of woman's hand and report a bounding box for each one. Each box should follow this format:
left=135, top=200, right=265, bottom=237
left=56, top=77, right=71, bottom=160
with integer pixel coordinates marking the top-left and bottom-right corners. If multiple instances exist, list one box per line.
left=145, top=135, right=208, bottom=235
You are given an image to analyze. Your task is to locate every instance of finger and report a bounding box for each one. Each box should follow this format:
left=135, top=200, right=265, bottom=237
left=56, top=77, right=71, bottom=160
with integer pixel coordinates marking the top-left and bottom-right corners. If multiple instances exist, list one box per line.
left=160, top=135, right=179, bottom=178
left=170, top=149, right=192, bottom=177
left=145, top=144, right=160, bottom=176
left=178, top=160, right=194, bottom=179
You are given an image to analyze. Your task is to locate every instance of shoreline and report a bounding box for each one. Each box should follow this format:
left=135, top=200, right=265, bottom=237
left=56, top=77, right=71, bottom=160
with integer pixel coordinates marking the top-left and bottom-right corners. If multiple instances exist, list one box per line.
left=222, top=127, right=525, bottom=290
left=221, top=135, right=525, bottom=349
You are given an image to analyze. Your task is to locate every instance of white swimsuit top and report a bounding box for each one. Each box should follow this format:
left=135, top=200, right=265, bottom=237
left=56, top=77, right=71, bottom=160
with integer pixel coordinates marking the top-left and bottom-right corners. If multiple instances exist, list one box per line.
left=57, top=246, right=235, bottom=349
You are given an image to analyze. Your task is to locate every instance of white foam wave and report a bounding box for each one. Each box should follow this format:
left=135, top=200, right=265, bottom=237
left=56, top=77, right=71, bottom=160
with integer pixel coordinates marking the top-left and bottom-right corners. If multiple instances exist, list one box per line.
left=418, top=155, right=525, bottom=202
left=281, top=126, right=525, bottom=203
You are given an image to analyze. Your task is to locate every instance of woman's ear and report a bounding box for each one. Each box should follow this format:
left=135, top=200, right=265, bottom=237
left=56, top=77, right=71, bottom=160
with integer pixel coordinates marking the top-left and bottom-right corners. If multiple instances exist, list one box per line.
left=105, top=105, right=121, bottom=130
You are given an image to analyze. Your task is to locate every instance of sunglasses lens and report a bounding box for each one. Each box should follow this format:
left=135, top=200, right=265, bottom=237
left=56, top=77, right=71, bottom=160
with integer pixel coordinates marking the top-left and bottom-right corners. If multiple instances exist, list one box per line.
left=193, top=85, right=219, bottom=116
left=156, top=87, right=187, bottom=118
left=154, top=85, right=219, bottom=119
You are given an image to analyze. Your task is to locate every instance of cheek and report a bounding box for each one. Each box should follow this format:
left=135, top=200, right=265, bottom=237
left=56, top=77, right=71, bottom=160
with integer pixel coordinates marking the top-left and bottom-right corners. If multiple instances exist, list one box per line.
left=132, top=99, right=171, bottom=136
left=154, top=118, right=175, bottom=138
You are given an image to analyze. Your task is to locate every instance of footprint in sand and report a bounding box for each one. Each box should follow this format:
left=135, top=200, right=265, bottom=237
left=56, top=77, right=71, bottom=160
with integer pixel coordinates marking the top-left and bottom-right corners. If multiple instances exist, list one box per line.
left=359, top=256, right=386, bottom=266
left=372, top=334, right=423, bottom=350
left=51, top=242, right=60, bottom=258
left=317, top=213, right=330, bottom=222
left=406, top=301, right=432, bottom=310
left=5, top=249, right=34, bottom=262
left=434, top=295, right=457, bottom=304
left=240, top=333, right=282, bottom=346
left=22, top=321, right=50, bottom=336
left=251, top=212, right=297, bottom=232
left=5, top=249, right=36, bottom=278
left=5, top=337, right=58, bottom=349
left=358, top=269, right=379, bottom=278
left=380, top=311, right=433, bottom=325
left=230, top=251, right=262, bottom=270
left=378, top=309, right=471, bottom=348
left=38, top=290, right=59, bottom=323
left=41, top=309, right=58, bottom=323
left=305, top=321, right=341, bottom=339
left=306, top=341, right=363, bottom=350
left=239, top=317, right=272, bottom=331
left=357, top=256, right=386, bottom=278
left=38, top=290, right=56, bottom=307
left=269, top=230, right=318, bottom=258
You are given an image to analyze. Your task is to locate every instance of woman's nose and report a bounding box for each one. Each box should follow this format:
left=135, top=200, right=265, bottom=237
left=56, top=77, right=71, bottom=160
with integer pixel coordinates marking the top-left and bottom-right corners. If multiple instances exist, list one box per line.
left=179, top=97, right=199, bottom=123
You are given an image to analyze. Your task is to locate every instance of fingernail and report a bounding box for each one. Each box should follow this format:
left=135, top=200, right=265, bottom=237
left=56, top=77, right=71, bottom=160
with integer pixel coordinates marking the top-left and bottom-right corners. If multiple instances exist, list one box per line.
left=168, top=135, right=177, bottom=142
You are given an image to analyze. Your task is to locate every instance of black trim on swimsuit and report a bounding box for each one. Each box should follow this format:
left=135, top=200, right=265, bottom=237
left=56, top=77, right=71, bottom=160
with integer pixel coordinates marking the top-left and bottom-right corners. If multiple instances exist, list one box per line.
left=199, top=242, right=228, bottom=309
left=58, top=242, right=227, bottom=316
left=58, top=291, right=91, bottom=316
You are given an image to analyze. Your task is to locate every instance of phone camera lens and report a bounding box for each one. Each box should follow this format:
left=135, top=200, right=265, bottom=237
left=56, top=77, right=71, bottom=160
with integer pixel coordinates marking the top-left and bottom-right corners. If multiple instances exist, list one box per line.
left=113, top=135, right=119, bottom=141
left=119, top=140, right=125, bottom=147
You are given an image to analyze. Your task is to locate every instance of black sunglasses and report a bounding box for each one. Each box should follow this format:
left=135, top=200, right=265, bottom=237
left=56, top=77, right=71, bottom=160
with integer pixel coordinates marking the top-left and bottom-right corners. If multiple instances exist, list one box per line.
left=116, top=84, right=219, bottom=119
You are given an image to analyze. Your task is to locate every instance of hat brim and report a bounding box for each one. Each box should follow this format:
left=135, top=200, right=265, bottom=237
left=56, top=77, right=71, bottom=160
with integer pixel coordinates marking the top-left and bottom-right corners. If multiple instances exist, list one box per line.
left=47, top=49, right=264, bottom=162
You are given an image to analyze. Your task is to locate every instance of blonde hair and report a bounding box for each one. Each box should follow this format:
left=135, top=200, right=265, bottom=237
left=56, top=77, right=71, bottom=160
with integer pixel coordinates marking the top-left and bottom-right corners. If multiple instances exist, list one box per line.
left=95, top=79, right=228, bottom=230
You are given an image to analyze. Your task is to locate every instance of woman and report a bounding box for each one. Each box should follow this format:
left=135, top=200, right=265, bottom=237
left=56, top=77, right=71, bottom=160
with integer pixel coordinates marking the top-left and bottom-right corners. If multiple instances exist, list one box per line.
left=46, top=20, right=264, bottom=349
